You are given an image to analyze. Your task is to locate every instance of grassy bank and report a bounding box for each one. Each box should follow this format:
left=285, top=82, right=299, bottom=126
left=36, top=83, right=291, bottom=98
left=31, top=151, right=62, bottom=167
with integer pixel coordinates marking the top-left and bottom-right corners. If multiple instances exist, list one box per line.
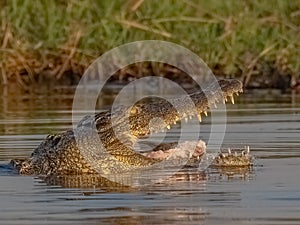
left=0, top=0, right=299, bottom=88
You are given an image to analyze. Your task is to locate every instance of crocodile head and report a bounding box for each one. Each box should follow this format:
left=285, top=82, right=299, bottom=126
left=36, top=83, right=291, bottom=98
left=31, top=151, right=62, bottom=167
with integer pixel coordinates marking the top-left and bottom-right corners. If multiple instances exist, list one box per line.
left=75, top=79, right=245, bottom=169
left=97, top=79, right=243, bottom=139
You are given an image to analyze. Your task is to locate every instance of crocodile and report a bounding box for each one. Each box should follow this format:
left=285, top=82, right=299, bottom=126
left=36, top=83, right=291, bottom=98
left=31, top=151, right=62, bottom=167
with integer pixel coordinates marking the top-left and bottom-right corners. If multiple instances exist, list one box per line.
left=10, top=79, right=252, bottom=183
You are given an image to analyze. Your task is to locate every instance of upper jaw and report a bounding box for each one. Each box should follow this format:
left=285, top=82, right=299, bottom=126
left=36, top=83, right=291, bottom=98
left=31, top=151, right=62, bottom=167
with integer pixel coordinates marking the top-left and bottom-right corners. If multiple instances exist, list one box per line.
left=128, top=79, right=243, bottom=138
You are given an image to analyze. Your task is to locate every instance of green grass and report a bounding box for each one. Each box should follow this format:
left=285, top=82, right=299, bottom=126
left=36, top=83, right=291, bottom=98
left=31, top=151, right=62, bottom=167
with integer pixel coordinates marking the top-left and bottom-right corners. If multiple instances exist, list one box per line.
left=0, top=0, right=299, bottom=86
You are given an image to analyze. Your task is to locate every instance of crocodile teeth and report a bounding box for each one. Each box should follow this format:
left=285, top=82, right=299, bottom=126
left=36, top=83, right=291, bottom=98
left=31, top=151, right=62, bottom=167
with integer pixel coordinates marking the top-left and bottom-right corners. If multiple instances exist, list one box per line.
left=204, top=111, right=208, bottom=116
left=197, top=114, right=202, bottom=122
left=166, top=125, right=171, bottom=130
left=189, top=115, right=193, bottom=119
left=246, top=146, right=250, bottom=155
left=228, top=148, right=231, bottom=154
left=173, top=121, right=177, bottom=125
left=210, top=102, right=217, bottom=108
left=234, top=151, right=238, bottom=157
left=185, top=117, right=188, bottom=123
left=230, top=95, right=235, bottom=104
left=222, top=98, right=226, bottom=104
left=236, top=92, right=239, bottom=96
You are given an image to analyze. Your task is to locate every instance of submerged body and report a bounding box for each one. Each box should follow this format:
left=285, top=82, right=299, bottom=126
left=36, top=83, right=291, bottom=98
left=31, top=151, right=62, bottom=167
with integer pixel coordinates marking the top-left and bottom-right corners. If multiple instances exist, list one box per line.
left=11, top=79, right=252, bottom=177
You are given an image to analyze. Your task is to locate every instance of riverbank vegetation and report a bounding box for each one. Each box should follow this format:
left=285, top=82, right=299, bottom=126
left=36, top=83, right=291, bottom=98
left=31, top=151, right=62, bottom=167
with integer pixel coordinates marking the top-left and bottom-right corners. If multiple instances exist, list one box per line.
left=0, top=0, right=299, bottom=88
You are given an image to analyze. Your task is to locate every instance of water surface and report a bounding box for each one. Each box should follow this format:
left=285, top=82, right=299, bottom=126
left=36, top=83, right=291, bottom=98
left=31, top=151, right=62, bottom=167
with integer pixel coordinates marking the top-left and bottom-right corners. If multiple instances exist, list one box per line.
left=0, top=85, right=299, bottom=225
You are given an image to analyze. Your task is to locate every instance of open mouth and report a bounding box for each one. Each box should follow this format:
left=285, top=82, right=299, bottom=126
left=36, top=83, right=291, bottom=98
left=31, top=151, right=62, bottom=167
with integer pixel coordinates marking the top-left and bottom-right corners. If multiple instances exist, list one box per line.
left=126, top=79, right=251, bottom=168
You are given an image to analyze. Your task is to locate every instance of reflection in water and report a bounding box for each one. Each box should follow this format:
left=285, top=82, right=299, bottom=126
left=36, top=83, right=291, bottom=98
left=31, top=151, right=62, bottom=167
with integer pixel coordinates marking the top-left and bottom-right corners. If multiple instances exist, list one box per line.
left=39, top=167, right=253, bottom=190
left=0, top=84, right=300, bottom=225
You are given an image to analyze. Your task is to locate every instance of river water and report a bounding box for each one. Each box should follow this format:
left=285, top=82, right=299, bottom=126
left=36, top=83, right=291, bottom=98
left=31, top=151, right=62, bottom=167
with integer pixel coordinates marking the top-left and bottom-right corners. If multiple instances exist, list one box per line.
left=0, top=84, right=299, bottom=225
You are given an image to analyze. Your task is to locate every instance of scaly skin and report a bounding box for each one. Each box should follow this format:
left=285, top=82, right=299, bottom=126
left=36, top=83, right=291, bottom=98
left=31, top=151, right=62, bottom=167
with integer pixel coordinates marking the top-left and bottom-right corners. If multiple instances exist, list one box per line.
left=10, top=79, right=252, bottom=176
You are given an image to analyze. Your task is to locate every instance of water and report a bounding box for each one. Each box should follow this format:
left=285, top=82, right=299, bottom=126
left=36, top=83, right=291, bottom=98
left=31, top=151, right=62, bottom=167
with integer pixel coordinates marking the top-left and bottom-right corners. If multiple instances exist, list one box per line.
left=0, top=85, right=299, bottom=225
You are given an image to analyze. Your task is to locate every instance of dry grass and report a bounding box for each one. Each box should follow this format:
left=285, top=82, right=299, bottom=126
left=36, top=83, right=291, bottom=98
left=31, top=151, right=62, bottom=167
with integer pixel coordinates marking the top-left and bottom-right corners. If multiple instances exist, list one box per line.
left=0, top=0, right=299, bottom=87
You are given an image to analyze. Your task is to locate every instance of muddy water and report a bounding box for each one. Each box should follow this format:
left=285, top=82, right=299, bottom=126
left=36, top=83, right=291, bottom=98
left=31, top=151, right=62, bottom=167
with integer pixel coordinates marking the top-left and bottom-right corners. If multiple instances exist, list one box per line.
left=0, top=84, right=299, bottom=225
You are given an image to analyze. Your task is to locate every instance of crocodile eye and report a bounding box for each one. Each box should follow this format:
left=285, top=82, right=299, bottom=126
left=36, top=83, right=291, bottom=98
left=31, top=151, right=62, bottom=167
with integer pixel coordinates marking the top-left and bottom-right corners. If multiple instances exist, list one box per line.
left=130, top=105, right=142, bottom=115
